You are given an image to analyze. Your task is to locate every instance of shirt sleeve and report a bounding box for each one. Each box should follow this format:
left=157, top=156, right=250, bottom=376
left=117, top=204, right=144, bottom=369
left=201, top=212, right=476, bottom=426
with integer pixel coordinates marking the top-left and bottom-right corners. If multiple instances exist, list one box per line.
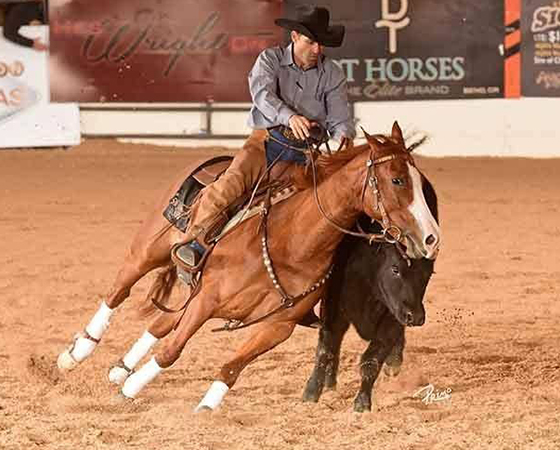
left=2, top=5, right=36, bottom=48
left=248, top=49, right=296, bottom=127
left=324, top=65, right=356, bottom=141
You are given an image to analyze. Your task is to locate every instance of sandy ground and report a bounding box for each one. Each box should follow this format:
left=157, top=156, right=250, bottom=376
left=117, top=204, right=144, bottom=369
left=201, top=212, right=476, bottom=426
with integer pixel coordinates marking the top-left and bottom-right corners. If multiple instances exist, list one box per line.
left=1, top=139, right=560, bottom=450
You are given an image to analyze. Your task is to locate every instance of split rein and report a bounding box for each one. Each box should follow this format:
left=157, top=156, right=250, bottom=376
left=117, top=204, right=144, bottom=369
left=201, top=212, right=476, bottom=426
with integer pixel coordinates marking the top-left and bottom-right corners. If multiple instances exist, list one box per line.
left=306, top=136, right=406, bottom=247
left=154, top=129, right=413, bottom=330
left=211, top=131, right=412, bottom=332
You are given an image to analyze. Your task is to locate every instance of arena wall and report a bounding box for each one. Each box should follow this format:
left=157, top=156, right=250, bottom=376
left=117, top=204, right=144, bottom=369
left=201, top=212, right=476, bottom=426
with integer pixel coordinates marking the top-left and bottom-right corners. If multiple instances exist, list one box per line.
left=80, top=98, right=560, bottom=158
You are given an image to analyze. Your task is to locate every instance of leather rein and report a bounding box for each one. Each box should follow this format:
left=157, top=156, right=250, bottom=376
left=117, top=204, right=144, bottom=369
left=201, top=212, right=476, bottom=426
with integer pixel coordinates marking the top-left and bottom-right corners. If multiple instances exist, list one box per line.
left=212, top=128, right=412, bottom=332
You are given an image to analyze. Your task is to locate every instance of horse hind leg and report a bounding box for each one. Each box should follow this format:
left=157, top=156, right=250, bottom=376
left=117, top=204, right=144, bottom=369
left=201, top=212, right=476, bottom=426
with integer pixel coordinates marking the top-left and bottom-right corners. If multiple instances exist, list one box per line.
left=119, top=292, right=215, bottom=399
left=57, top=247, right=171, bottom=371
left=108, top=309, right=180, bottom=385
left=194, top=321, right=296, bottom=413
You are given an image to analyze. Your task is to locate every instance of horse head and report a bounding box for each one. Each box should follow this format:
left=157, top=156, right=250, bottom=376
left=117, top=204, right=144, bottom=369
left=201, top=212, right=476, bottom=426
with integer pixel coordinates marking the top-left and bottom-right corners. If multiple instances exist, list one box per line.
left=361, top=122, right=441, bottom=260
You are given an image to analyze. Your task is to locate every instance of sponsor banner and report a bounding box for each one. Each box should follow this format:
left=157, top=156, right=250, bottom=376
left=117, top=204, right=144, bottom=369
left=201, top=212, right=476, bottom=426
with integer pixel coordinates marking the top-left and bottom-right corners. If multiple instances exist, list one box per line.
left=283, top=0, right=505, bottom=101
left=0, top=25, right=80, bottom=148
left=521, top=0, right=560, bottom=96
left=0, top=25, right=48, bottom=124
left=49, top=0, right=283, bottom=102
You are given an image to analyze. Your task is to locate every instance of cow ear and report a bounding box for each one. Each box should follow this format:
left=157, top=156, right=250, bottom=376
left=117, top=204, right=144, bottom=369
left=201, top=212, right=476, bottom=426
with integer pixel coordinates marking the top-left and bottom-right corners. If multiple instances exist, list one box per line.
left=391, top=121, right=404, bottom=144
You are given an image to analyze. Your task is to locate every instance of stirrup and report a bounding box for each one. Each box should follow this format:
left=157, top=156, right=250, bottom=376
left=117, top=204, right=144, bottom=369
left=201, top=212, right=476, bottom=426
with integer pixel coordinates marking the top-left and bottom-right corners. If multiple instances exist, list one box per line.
left=174, top=241, right=204, bottom=267
left=172, top=241, right=205, bottom=285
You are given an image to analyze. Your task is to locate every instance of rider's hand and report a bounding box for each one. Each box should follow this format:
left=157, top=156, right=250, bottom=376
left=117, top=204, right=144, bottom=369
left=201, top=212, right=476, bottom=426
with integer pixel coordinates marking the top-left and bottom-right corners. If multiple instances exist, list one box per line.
left=337, top=136, right=352, bottom=151
left=32, top=38, right=49, bottom=52
left=288, top=115, right=312, bottom=140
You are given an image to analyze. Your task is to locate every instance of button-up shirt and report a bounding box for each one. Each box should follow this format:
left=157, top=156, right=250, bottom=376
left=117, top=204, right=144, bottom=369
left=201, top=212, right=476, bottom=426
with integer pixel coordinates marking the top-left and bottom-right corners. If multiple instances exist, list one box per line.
left=247, top=44, right=355, bottom=141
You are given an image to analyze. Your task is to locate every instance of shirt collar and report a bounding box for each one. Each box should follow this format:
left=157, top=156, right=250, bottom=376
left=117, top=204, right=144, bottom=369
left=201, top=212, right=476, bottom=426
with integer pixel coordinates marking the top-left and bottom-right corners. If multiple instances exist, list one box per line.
left=281, top=43, right=325, bottom=73
left=281, top=43, right=295, bottom=67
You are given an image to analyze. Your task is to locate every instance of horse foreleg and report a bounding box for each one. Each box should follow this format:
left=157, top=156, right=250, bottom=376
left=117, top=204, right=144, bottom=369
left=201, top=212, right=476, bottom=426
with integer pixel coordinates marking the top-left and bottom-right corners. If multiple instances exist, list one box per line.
left=302, top=312, right=350, bottom=403
left=120, top=294, right=214, bottom=399
left=57, top=247, right=171, bottom=371
left=353, top=315, right=400, bottom=413
left=108, top=310, right=180, bottom=385
left=194, top=321, right=296, bottom=413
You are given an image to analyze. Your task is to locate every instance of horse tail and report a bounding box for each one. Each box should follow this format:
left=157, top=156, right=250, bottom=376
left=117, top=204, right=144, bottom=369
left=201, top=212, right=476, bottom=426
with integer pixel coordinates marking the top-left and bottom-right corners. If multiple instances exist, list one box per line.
left=138, top=265, right=178, bottom=319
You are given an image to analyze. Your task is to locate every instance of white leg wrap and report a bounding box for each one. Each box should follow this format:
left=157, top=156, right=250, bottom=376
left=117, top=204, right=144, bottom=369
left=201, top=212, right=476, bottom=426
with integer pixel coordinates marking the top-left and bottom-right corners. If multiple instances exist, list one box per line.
left=121, top=357, right=162, bottom=399
left=123, top=331, right=158, bottom=369
left=109, top=331, right=159, bottom=385
left=194, top=381, right=229, bottom=412
left=71, top=336, right=97, bottom=362
left=85, top=301, right=114, bottom=340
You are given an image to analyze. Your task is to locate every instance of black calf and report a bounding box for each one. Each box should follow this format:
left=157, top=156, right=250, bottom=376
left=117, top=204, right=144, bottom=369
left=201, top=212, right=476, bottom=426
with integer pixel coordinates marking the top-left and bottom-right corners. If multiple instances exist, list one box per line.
left=303, top=177, right=438, bottom=412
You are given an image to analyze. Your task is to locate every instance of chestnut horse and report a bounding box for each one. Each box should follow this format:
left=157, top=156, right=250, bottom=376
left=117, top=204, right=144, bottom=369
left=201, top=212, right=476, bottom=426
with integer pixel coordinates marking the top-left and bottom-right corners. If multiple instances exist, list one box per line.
left=57, top=123, right=440, bottom=411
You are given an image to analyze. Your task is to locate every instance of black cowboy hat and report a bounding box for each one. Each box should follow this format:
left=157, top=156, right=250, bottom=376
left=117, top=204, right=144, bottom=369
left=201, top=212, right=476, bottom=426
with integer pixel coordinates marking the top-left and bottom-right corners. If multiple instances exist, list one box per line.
left=275, top=5, right=345, bottom=48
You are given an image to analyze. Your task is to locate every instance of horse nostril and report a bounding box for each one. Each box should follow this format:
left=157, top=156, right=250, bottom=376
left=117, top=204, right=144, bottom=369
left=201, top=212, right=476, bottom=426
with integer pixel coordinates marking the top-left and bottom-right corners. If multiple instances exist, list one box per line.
left=425, top=234, right=436, bottom=246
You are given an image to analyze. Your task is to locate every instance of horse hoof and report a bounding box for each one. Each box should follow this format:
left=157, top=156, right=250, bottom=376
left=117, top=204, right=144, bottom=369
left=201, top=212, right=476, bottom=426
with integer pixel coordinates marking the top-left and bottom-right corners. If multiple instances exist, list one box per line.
left=193, top=405, right=213, bottom=414
left=109, top=392, right=135, bottom=405
left=108, top=366, right=130, bottom=385
left=57, top=349, right=78, bottom=371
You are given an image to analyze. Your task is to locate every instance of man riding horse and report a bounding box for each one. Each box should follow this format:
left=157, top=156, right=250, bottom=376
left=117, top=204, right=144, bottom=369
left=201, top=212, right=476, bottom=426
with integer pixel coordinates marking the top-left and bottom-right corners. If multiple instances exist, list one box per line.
left=172, top=5, right=356, bottom=266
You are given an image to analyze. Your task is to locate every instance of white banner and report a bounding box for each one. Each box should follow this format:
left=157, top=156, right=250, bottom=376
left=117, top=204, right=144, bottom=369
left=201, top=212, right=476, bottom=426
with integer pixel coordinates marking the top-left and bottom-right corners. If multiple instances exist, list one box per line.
left=0, top=25, right=80, bottom=148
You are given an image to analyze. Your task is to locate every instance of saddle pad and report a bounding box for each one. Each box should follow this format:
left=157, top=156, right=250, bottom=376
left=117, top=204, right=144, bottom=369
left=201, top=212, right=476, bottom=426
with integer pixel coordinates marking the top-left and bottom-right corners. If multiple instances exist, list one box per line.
left=217, top=185, right=298, bottom=240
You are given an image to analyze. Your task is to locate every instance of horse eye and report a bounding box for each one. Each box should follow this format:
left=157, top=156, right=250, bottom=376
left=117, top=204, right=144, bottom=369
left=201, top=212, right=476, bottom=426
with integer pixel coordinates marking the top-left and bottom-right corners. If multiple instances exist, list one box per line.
left=392, top=178, right=404, bottom=186
left=391, top=265, right=400, bottom=275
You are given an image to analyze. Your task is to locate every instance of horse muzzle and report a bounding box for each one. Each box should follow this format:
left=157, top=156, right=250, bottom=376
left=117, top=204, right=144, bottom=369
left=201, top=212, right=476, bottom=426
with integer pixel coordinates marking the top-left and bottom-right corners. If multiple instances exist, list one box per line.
left=405, top=231, right=441, bottom=260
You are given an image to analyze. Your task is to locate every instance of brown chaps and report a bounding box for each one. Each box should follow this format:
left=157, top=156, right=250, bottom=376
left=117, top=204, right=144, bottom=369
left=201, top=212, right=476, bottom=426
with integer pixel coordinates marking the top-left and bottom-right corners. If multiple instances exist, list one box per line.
left=183, top=129, right=268, bottom=243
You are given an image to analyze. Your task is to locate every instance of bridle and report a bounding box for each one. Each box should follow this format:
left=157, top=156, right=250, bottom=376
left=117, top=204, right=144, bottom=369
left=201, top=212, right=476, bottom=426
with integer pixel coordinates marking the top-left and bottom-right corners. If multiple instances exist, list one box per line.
left=212, top=126, right=415, bottom=333
left=307, top=134, right=413, bottom=246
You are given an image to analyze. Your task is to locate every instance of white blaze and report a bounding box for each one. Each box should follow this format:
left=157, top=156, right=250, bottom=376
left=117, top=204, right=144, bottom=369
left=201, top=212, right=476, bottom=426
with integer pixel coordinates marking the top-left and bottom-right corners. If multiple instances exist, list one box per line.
left=407, top=163, right=441, bottom=259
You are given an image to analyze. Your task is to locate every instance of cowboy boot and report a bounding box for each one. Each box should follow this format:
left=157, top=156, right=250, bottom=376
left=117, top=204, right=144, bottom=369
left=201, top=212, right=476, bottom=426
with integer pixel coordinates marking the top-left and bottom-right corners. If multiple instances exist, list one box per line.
left=173, top=135, right=268, bottom=270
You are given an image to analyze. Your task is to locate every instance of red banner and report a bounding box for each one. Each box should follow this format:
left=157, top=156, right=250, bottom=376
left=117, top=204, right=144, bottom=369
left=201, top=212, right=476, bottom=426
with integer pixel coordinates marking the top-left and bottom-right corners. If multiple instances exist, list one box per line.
left=49, top=0, right=283, bottom=102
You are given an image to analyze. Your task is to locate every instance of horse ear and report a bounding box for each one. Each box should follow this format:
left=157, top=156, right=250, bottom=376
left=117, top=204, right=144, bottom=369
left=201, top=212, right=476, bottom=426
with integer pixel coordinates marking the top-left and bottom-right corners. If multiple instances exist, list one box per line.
left=391, top=121, right=405, bottom=144
left=360, top=127, right=380, bottom=147
left=360, top=126, right=372, bottom=142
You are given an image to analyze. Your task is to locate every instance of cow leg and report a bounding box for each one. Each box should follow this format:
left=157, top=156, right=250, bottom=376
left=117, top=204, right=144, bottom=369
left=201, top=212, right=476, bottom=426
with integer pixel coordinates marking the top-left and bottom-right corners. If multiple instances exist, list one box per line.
left=302, top=312, right=350, bottom=403
left=354, top=315, right=400, bottom=412
left=383, top=326, right=406, bottom=377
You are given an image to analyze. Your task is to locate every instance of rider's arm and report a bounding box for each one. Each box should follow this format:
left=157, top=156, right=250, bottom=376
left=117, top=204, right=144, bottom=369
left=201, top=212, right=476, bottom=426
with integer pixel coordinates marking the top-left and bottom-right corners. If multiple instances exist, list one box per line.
left=3, top=4, right=39, bottom=48
left=248, top=49, right=296, bottom=127
left=324, top=63, right=356, bottom=142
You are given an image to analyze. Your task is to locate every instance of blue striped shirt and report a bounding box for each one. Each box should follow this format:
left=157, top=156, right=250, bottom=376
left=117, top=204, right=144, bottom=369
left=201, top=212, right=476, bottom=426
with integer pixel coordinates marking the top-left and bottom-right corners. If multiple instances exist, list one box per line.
left=247, top=44, right=355, bottom=141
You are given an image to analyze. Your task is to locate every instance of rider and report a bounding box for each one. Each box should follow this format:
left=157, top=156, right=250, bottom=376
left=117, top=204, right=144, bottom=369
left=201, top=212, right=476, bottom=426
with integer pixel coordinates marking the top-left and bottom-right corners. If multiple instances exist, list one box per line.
left=174, top=5, right=355, bottom=261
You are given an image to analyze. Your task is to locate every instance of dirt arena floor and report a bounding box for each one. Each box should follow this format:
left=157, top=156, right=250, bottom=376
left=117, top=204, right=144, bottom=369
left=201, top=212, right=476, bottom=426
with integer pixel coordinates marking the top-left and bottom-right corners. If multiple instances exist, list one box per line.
left=1, top=139, right=560, bottom=450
